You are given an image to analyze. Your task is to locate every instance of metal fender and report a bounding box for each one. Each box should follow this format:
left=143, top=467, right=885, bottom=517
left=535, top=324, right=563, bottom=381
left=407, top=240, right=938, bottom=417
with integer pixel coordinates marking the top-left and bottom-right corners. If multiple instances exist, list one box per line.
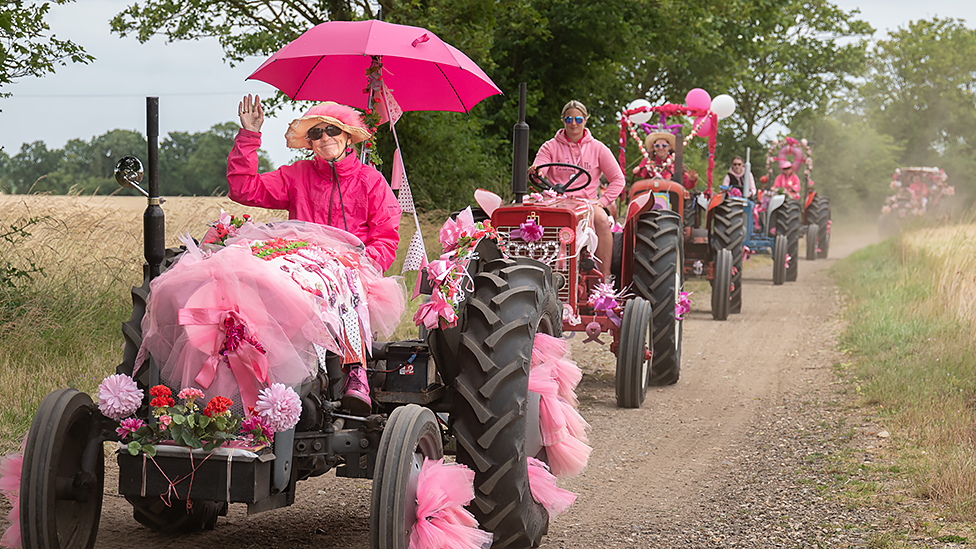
left=625, top=192, right=651, bottom=222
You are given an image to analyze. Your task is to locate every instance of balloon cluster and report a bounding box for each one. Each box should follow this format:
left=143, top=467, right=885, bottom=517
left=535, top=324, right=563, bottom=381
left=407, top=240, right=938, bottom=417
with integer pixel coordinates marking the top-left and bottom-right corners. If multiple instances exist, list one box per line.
left=624, top=89, right=736, bottom=136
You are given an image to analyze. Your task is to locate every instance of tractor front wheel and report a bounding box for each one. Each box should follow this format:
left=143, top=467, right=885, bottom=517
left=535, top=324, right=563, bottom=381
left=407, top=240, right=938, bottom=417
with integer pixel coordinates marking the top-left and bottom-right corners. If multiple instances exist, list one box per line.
left=805, top=223, right=818, bottom=260
left=711, top=248, right=732, bottom=321
left=772, top=234, right=787, bottom=286
left=615, top=297, right=653, bottom=408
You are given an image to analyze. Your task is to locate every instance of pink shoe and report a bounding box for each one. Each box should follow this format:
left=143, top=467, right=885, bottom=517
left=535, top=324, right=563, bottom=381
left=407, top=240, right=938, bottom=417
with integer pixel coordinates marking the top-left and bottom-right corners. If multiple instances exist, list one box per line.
left=341, top=365, right=372, bottom=416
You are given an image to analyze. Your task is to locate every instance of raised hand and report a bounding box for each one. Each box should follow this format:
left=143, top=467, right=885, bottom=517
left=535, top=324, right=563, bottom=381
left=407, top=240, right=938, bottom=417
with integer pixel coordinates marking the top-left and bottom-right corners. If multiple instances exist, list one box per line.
left=239, top=94, right=264, bottom=133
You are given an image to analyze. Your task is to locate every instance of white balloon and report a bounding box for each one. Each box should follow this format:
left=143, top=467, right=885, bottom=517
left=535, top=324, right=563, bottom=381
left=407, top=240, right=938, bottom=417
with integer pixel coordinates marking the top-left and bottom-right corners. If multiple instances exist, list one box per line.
left=626, top=99, right=653, bottom=124
left=710, top=94, right=736, bottom=119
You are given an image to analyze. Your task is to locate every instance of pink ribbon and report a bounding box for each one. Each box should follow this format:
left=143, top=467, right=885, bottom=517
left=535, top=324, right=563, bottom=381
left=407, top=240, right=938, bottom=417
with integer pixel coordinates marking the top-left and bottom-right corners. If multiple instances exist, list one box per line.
left=178, top=307, right=269, bottom=412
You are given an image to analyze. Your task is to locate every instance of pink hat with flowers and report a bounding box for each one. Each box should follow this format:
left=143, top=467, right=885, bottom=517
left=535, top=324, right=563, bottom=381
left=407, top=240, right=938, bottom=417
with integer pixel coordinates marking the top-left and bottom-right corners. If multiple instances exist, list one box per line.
left=285, top=102, right=372, bottom=149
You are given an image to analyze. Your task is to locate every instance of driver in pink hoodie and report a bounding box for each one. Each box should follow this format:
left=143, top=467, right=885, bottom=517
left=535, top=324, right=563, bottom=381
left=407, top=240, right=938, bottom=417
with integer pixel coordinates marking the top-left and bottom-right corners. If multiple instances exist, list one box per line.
left=530, top=100, right=625, bottom=278
left=227, top=94, right=401, bottom=416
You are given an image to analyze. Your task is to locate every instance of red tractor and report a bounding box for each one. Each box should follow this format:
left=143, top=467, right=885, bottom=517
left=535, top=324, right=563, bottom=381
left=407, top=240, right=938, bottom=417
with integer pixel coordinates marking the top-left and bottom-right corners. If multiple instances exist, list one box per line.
left=619, top=104, right=746, bottom=321
left=479, top=87, right=684, bottom=408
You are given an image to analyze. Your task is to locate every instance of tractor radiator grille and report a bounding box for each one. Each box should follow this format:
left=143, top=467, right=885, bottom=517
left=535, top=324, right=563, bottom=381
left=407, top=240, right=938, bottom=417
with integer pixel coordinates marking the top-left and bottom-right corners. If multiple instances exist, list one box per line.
left=497, top=226, right=572, bottom=303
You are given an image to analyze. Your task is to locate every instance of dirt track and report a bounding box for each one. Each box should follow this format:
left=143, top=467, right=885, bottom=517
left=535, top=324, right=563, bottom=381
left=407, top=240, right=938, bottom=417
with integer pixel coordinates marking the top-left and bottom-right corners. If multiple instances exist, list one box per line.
left=6, top=211, right=879, bottom=548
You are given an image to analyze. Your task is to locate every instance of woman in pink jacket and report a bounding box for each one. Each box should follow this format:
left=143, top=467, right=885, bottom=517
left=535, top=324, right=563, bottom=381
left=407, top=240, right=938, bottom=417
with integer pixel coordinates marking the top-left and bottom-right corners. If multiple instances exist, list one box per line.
left=227, top=94, right=401, bottom=415
left=530, top=100, right=625, bottom=278
left=772, top=159, right=801, bottom=200
left=228, top=95, right=401, bottom=272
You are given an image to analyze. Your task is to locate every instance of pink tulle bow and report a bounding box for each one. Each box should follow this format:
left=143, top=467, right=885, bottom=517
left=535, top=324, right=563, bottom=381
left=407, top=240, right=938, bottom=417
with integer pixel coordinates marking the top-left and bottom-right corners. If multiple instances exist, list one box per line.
left=527, top=457, right=577, bottom=517
left=179, top=307, right=269, bottom=413
left=511, top=219, right=544, bottom=242
left=1, top=451, right=23, bottom=549
left=409, top=459, right=492, bottom=549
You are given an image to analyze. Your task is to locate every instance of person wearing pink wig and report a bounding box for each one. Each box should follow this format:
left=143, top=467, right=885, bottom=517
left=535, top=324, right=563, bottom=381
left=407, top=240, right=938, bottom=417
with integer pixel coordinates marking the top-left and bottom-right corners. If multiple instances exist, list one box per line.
left=227, top=94, right=402, bottom=415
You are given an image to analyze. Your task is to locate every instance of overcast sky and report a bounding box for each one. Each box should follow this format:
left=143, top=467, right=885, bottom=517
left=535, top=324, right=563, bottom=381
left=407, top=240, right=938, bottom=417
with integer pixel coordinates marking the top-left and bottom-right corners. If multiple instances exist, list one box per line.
left=1, top=0, right=975, bottom=170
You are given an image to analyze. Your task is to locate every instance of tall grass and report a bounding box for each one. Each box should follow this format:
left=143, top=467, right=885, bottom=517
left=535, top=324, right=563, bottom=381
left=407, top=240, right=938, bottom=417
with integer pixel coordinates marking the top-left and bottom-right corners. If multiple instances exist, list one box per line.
left=832, top=223, right=976, bottom=519
left=0, top=194, right=446, bottom=451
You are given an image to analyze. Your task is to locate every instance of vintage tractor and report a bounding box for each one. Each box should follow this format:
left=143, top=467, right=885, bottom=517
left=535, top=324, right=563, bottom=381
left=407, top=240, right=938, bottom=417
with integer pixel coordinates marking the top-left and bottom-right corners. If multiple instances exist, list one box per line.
left=477, top=85, right=683, bottom=409
left=763, top=136, right=829, bottom=263
left=742, top=192, right=799, bottom=285
left=14, top=97, right=579, bottom=549
left=878, top=166, right=954, bottom=238
left=619, top=104, right=746, bottom=321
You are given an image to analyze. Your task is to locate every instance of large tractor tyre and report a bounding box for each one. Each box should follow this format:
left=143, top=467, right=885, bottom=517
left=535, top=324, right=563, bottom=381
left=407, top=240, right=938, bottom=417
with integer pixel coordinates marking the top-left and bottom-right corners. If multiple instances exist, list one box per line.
left=631, top=210, right=683, bottom=386
left=711, top=197, right=746, bottom=314
left=615, top=297, right=653, bottom=408
left=20, top=388, right=104, bottom=549
left=127, top=496, right=225, bottom=533
left=774, top=200, right=801, bottom=282
left=772, top=234, right=787, bottom=286
left=815, top=196, right=831, bottom=258
left=805, top=223, right=818, bottom=260
left=441, top=256, right=561, bottom=549
left=117, top=247, right=185, bottom=387
left=370, top=404, right=444, bottom=549
left=711, top=248, right=732, bottom=321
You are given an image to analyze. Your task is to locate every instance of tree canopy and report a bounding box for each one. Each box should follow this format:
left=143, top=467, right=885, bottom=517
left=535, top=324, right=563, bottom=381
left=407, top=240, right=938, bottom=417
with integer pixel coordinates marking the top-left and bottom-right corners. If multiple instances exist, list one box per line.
left=0, top=1, right=93, bottom=101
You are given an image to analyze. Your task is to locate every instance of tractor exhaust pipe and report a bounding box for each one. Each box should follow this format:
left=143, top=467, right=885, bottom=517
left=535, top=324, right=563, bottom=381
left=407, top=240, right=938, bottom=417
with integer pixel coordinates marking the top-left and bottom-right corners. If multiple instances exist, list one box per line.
left=144, top=97, right=166, bottom=280
left=512, top=83, right=529, bottom=204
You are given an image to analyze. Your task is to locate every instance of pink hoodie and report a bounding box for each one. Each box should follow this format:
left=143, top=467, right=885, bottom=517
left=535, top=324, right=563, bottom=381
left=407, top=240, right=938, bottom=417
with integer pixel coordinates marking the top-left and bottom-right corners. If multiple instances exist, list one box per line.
left=533, top=128, right=625, bottom=208
left=227, top=129, right=401, bottom=271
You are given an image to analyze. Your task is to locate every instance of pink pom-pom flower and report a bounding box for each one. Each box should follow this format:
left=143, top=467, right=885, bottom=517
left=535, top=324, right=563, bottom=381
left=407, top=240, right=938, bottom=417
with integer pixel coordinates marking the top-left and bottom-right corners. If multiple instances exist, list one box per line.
left=254, top=383, right=302, bottom=433
left=97, top=374, right=143, bottom=420
left=116, top=418, right=145, bottom=439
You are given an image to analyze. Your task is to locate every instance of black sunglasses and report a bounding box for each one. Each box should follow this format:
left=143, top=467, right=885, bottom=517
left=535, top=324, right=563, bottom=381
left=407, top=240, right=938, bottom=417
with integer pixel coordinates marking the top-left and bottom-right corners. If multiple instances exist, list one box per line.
left=307, top=125, right=343, bottom=140
left=563, top=116, right=584, bottom=125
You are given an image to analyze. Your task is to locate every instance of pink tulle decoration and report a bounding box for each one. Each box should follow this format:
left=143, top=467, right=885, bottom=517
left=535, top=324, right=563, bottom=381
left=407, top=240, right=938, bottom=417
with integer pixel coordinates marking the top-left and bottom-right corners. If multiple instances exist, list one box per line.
left=438, top=207, right=476, bottom=252
left=97, top=373, right=144, bottom=420
left=1, top=451, right=23, bottom=549
left=409, top=458, right=492, bottom=549
left=544, top=434, right=592, bottom=479
left=413, top=288, right=456, bottom=330
left=2, top=500, right=20, bottom=549
left=527, top=457, right=577, bottom=517
left=254, top=383, right=302, bottom=433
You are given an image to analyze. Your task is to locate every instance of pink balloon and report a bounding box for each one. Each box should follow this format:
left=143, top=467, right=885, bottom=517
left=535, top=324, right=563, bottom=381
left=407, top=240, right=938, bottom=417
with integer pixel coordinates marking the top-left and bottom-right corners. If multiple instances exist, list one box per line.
left=685, top=88, right=712, bottom=111
left=693, top=115, right=714, bottom=136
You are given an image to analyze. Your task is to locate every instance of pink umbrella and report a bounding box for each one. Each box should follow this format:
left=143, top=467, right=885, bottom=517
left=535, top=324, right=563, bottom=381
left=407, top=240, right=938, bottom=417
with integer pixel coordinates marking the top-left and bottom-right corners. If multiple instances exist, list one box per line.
left=247, top=20, right=502, bottom=113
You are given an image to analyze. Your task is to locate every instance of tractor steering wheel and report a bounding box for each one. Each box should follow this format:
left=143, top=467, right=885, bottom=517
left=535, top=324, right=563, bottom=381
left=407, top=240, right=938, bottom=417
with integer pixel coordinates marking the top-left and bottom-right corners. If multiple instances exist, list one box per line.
left=529, top=162, right=592, bottom=195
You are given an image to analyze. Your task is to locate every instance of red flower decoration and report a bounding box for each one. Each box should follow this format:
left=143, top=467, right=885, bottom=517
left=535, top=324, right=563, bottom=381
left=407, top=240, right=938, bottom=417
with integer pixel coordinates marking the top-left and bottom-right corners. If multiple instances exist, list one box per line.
left=203, top=396, right=234, bottom=417
left=150, top=396, right=175, bottom=408
left=149, top=385, right=172, bottom=398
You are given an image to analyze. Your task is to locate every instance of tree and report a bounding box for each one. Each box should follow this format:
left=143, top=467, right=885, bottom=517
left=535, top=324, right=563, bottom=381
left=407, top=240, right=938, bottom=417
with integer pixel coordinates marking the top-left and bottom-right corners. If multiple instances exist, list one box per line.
left=861, top=18, right=976, bottom=181
left=0, top=1, right=94, bottom=100
left=2, top=141, right=63, bottom=193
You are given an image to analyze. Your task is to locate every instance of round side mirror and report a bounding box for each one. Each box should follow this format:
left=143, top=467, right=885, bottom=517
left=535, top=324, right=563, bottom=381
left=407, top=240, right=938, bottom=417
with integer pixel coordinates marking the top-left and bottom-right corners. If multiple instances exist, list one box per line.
left=114, top=156, right=144, bottom=189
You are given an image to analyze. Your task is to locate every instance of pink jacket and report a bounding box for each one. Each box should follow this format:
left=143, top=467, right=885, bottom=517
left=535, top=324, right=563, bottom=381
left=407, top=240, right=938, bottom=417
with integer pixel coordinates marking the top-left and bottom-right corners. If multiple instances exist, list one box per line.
left=533, top=129, right=625, bottom=208
left=773, top=173, right=801, bottom=200
left=227, top=129, right=401, bottom=271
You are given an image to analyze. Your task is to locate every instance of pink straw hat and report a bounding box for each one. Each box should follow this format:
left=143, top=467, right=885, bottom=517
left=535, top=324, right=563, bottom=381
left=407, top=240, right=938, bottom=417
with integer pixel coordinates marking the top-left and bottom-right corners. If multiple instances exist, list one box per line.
left=778, top=159, right=794, bottom=170
left=285, top=102, right=372, bottom=149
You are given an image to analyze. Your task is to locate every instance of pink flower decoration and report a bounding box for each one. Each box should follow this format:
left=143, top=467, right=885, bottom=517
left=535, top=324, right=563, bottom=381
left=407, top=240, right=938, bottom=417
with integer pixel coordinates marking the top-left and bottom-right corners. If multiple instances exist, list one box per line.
left=158, top=415, right=172, bottom=430
left=178, top=387, right=205, bottom=401
left=414, top=288, right=457, bottom=330
left=97, top=374, right=144, bottom=420
left=675, top=291, right=692, bottom=320
left=438, top=207, right=476, bottom=251
left=116, top=418, right=145, bottom=439
left=255, top=383, right=302, bottom=433
left=241, top=415, right=273, bottom=440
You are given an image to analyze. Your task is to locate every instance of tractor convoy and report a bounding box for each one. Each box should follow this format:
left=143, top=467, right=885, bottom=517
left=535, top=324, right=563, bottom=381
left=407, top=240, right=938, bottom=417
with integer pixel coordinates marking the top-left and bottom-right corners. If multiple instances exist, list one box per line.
left=7, top=80, right=830, bottom=549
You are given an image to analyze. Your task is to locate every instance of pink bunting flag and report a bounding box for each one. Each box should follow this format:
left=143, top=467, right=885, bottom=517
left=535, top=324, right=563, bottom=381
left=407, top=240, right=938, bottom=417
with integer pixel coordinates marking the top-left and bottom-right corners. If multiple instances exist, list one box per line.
left=393, top=149, right=416, bottom=213
left=381, top=82, right=403, bottom=126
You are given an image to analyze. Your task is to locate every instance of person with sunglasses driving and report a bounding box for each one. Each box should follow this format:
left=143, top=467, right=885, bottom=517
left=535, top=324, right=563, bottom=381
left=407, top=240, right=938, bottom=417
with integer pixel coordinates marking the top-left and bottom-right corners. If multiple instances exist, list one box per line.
left=227, top=94, right=402, bottom=416
left=529, top=100, right=625, bottom=279
left=721, top=156, right=756, bottom=199
left=227, top=94, right=401, bottom=271
left=634, top=131, right=699, bottom=191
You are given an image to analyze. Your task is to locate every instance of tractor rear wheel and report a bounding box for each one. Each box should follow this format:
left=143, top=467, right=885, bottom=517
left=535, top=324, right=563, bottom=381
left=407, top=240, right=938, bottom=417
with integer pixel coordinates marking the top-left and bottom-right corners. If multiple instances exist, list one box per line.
left=774, top=200, right=801, bottom=282
left=772, top=234, right=787, bottom=286
left=615, top=297, right=652, bottom=408
left=711, top=197, right=746, bottom=314
left=805, top=223, right=818, bottom=260
left=437, top=254, right=560, bottom=548
left=20, top=388, right=104, bottom=549
left=631, top=210, right=683, bottom=386
left=815, top=196, right=831, bottom=258
left=370, top=404, right=444, bottom=549
left=711, top=248, right=732, bottom=321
